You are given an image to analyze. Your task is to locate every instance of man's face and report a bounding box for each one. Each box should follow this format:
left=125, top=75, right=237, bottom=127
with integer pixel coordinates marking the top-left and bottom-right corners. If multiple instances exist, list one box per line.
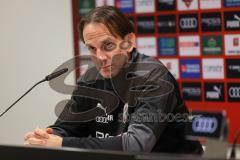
left=83, top=23, right=132, bottom=78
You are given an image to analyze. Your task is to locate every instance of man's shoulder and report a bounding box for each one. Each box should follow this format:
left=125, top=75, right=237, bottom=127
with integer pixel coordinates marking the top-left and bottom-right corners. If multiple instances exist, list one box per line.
left=134, top=51, right=175, bottom=83
left=76, top=66, right=104, bottom=87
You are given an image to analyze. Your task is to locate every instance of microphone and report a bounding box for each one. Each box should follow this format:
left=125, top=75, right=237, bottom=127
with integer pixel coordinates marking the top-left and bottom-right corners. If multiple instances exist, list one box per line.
left=45, top=68, right=68, bottom=81
left=0, top=68, right=68, bottom=118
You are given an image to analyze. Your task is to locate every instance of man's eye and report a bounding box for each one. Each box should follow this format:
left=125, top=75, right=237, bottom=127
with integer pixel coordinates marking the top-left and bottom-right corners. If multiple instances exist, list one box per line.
left=87, top=46, right=96, bottom=53
left=103, top=42, right=117, bottom=51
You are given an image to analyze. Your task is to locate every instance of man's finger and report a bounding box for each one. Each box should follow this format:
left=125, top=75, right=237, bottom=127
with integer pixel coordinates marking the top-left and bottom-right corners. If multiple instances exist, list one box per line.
left=46, top=128, right=53, bottom=134
left=34, top=128, right=50, bottom=139
left=24, top=132, right=47, bottom=141
left=24, top=132, right=35, bottom=141
left=27, top=137, right=46, bottom=146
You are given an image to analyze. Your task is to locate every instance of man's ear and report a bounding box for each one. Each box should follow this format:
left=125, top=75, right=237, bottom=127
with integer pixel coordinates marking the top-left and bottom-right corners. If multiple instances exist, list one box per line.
left=124, top=33, right=136, bottom=52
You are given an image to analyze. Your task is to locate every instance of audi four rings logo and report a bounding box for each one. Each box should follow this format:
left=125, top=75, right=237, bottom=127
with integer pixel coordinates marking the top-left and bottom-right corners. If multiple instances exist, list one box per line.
left=229, top=87, right=240, bottom=98
left=180, top=18, right=198, bottom=29
left=192, top=116, right=218, bottom=134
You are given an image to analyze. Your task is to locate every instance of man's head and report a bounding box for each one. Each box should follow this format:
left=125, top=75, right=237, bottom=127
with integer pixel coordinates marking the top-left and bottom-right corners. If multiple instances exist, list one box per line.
left=79, top=6, right=136, bottom=78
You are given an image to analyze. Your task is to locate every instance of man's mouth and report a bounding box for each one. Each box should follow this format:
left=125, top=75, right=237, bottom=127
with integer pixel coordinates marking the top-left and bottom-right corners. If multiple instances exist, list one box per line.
left=101, top=64, right=112, bottom=69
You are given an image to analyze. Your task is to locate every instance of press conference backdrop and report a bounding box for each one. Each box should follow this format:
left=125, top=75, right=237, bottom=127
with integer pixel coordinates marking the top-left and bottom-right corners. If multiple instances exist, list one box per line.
left=73, top=0, right=240, bottom=144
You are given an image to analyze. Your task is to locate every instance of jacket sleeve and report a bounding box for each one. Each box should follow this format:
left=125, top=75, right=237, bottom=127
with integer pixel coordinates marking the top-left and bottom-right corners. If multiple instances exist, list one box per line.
left=48, top=95, right=91, bottom=138
left=48, top=73, right=102, bottom=137
left=49, top=89, right=124, bottom=150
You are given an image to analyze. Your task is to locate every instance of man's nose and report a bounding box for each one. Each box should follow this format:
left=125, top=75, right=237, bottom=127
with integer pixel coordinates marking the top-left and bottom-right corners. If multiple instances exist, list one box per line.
left=96, top=50, right=107, bottom=61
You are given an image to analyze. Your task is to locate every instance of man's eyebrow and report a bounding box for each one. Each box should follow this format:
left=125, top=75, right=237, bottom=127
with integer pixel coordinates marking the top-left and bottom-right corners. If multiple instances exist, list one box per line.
left=101, top=37, right=116, bottom=44
left=85, top=43, right=92, bottom=48
left=85, top=37, right=115, bottom=47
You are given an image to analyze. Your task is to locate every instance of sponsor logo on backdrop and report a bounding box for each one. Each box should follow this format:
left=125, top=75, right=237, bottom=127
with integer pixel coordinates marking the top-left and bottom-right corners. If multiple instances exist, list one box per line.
left=160, top=59, right=179, bottom=79
left=201, top=12, right=222, bottom=32
left=192, top=117, right=218, bottom=134
left=182, top=82, right=202, bottom=101
left=137, top=16, right=155, bottom=34
left=202, top=59, right=224, bottom=79
left=187, top=112, right=224, bottom=138
left=202, top=36, right=223, bottom=55
left=156, top=0, right=176, bottom=11
left=227, top=83, right=240, bottom=102
left=158, top=37, right=177, bottom=56
left=179, top=36, right=200, bottom=56
left=135, top=0, right=155, bottom=13
left=95, top=0, right=115, bottom=7
left=224, top=11, right=240, bottom=31
left=179, top=14, right=199, bottom=32
left=200, top=0, right=221, bottom=9
left=204, top=83, right=225, bottom=101
left=226, top=59, right=240, bottom=78
left=116, top=0, right=134, bottom=13
left=224, top=0, right=240, bottom=7
left=233, top=37, right=239, bottom=46
left=225, top=34, right=240, bottom=55
left=78, top=0, right=95, bottom=15
left=183, top=0, right=193, bottom=7
left=178, top=0, right=198, bottom=11
left=180, top=59, right=201, bottom=78
left=137, top=37, right=157, bottom=57
left=158, top=15, right=176, bottom=34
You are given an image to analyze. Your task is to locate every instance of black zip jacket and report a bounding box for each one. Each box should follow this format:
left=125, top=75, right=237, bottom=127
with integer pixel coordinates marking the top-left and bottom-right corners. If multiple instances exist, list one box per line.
left=49, top=49, right=203, bottom=154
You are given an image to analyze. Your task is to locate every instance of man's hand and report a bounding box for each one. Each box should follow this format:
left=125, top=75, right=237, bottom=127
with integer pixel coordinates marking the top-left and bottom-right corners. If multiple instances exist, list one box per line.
left=24, top=127, right=62, bottom=148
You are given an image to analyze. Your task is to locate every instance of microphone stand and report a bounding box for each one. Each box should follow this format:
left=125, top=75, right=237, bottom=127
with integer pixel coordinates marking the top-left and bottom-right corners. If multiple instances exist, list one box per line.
left=0, top=68, right=68, bottom=118
left=0, top=79, right=46, bottom=118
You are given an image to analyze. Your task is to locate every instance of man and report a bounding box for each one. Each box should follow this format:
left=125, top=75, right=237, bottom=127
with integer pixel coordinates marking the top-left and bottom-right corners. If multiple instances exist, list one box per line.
left=24, top=6, right=203, bottom=154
